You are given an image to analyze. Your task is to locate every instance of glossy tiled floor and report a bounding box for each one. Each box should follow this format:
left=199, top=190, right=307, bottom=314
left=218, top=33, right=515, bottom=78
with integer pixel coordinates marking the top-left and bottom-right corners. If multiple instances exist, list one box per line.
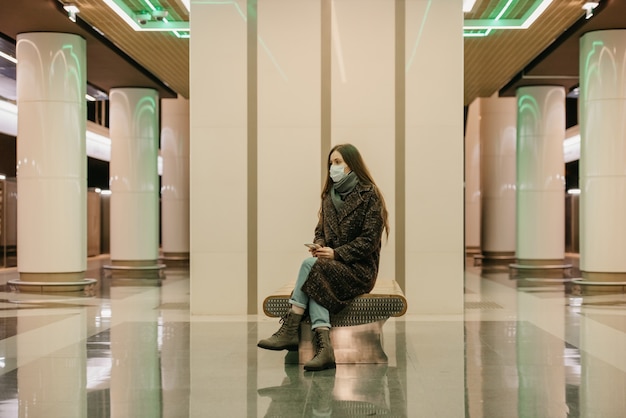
left=0, top=255, right=625, bottom=417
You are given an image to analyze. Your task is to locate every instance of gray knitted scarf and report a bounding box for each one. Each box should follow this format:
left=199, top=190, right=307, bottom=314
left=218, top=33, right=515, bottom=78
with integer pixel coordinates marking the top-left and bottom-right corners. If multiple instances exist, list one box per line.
left=330, top=171, right=358, bottom=210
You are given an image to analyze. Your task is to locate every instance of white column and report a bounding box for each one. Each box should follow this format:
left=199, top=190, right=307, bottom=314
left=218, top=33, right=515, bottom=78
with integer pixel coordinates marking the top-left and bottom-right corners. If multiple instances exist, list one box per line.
left=405, top=0, right=464, bottom=314
left=579, top=30, right=626, bottom=283
left=465, top=99, right=482, bottom=254
left=161, top=97, right=190, bottom=263
left=479, top=96, right=517, bottom=262
left=190, top=0, right=248, bottom=314
left=108, top=88, right=160, bottom=270
left=331, top=0, right=396, bottom=281
left=515, top=86, right=566, bottom=265
left=15, top=32, right=87, bottom=282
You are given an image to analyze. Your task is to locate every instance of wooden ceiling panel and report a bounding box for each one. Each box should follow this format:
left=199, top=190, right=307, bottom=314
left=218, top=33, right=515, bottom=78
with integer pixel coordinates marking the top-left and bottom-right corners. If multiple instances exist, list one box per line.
left=75, top=0, right=190, bottom=98
left=464, top=0, right=587, bottom=105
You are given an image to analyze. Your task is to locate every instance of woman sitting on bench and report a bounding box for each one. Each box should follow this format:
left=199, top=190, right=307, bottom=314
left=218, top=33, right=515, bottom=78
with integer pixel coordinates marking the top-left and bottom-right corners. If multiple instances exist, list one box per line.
left=257, top=143, right=389, bottom=371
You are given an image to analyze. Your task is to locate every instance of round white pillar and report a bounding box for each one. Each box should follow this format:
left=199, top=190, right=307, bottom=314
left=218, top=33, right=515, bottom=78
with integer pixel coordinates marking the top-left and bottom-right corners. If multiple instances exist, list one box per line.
left=160, top=97, right=189, bottom=263
left=465, top=99, right=482, bottom=255
left=480, top=97, right=517, bottom=263
left=15, top=32, right=88, bottom=284
left=108, top=88, right=162, bottom=274
left=515, top=86, right=566, bottom=267
left=579, top=30, right=626, bottom=284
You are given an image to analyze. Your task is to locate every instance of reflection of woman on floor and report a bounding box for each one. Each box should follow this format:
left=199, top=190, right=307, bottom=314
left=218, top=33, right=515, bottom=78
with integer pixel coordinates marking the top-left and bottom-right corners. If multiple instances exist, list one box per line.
left=257, top=143, right=389, bottom=371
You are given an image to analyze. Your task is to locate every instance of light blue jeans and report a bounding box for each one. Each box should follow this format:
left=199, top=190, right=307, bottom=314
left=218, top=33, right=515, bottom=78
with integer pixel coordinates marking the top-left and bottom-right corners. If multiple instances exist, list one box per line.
left=289, top=257, right=332, bottom=330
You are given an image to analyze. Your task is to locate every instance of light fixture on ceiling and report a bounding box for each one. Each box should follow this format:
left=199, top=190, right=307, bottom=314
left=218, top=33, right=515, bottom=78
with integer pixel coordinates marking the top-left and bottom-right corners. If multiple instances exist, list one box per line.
left=136, top=12, right=152, bottom=25
left=63, top=3, right=80, bottom=22
left=152, top=9, right=169, bottom=21
left=103, top=0, right=189, bottom=33
left=582, top=2, right=599, bottom=19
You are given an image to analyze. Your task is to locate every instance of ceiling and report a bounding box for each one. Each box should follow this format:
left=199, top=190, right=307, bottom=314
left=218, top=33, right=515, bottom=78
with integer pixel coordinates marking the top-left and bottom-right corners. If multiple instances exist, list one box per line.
left=0, top=0, right=623, bottom=106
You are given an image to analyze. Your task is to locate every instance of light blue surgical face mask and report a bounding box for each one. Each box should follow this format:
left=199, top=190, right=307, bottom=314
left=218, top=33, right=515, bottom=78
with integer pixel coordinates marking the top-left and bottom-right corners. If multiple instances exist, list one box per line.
left=329, top=164, right=347, bottom=182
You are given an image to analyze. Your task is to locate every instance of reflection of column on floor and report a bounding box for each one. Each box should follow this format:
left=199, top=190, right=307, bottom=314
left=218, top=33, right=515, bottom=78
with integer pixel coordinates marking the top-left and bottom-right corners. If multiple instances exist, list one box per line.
left=466, top=320, right=519, bottom=417
left=190, top=322, right=249, bottom=416
left=479, top=96, right=517, bottom=264
left=109, top=287, right=161, bottom=416
left=18, top=312, right=87, bottom=416
left=160, top=307, right=190, bottom=417
left=516, top=290, right=567, bottom=417
left=404, top=322, right=465, bottom=416
left=465, top=321, right=485, bottom=418
left=579, top=311, right=626, bottom=417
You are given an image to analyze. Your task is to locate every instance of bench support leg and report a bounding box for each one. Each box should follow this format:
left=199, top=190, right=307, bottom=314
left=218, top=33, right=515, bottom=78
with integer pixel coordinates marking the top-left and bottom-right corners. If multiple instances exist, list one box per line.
left=285, top=320, right=389, bottom=364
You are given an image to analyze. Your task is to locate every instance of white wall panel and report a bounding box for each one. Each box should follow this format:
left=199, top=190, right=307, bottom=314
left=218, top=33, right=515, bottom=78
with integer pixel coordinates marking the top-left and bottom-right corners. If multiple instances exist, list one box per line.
left=257, top=0, right=322, bottom=313
left=405, top=0, right=464, bottom=315
left=190, top=0, right=248, bottom=314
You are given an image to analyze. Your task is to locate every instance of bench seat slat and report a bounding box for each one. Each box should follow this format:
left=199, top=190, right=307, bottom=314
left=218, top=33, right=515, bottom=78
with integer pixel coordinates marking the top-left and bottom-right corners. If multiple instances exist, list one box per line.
left=262, top=279, right=407, bottom=327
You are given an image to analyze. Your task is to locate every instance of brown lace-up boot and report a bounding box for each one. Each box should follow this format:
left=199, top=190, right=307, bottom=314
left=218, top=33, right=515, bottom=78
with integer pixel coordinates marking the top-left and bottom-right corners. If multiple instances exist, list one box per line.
left=304, top=328, right=336, bottom=371
left=257, top=311, right=303, bottom=351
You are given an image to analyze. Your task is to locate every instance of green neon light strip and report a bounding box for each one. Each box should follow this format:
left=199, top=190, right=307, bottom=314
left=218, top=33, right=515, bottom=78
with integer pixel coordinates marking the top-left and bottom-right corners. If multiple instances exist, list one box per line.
left=463, top=29, right=491, bottom=38
left=464, top=0, right=553, bottom=30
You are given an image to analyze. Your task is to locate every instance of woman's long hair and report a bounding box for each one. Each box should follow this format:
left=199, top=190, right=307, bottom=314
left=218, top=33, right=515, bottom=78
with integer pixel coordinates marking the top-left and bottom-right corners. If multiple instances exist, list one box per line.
left=321, top=143, right=390, bottom=239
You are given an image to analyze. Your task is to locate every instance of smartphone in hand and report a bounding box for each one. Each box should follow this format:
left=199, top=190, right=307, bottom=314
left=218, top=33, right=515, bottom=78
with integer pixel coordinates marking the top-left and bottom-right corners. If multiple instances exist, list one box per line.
left=304, top=243, right=320, bottom=250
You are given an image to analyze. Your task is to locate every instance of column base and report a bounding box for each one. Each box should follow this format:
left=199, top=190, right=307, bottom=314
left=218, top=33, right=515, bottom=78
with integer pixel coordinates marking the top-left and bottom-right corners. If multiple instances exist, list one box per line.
left=160, top=252, right=189, bottom=267
left=474, top=252, right=516, bottom=267
left=572, top=271, right=626, bottom=295
left=509, top=259, right=573, bottom=279
left=103, top=260, right=166, bottom=280
left=9, top=272, right=97, bottom=295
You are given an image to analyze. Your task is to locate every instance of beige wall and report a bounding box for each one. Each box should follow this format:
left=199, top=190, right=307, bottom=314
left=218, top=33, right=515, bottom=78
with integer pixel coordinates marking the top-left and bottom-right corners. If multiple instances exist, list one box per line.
left=190, top=0, right=464, bottom=315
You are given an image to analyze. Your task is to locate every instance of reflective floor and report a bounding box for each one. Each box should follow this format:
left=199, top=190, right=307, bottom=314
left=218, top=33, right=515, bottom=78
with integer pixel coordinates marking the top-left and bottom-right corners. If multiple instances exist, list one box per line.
left=0, top=255, right=625, bottom=417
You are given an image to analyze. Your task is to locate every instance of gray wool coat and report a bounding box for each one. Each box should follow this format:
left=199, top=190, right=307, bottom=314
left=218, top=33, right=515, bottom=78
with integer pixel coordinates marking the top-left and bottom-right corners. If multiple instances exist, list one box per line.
left=301, top=181, right=385, bottom=314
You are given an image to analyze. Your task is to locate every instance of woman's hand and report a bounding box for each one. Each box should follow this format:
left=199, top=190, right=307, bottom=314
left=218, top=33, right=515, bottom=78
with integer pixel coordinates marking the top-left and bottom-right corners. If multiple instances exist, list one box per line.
left=314, top=246, right=335, bottom=260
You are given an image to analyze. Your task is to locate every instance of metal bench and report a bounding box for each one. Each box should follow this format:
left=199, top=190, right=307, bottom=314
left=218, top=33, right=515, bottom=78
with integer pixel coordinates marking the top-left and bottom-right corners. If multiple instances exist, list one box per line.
left=262, top=279, right=408, bottom=364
